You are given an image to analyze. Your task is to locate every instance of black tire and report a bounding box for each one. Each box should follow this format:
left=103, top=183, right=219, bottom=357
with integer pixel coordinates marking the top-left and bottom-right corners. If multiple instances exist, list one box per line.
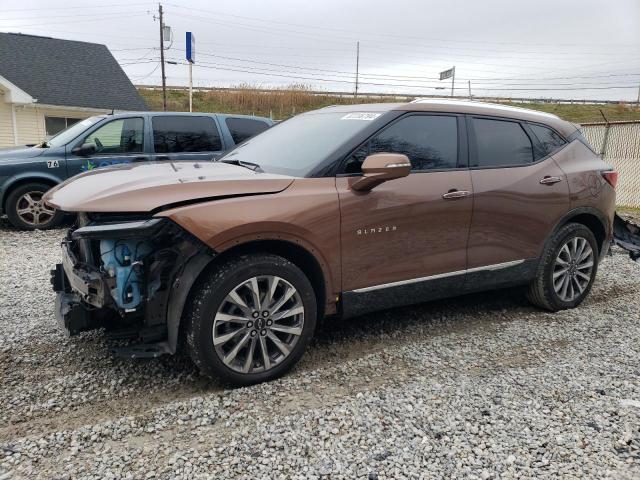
left=527, top=223, right=599, bottom=311
left=5, top=182, right=64, bottom=230
left=184, top=253, right=317, bottom=386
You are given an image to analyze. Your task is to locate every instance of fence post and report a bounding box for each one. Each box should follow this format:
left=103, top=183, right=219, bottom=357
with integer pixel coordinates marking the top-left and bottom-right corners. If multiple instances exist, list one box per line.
left=599, top=110, right=611, bottom=157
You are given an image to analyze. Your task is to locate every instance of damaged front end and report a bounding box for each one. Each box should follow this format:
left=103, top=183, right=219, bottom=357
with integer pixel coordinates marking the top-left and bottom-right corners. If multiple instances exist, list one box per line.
left=613, top=213, right=640, bottom=262
left=51, top=214, right=215, bottom=357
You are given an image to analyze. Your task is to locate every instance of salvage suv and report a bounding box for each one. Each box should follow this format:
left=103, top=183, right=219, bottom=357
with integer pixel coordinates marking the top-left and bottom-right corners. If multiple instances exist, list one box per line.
left=46, top=100, right=616, bottom=386
left=0, top=112, right=272, bottom=230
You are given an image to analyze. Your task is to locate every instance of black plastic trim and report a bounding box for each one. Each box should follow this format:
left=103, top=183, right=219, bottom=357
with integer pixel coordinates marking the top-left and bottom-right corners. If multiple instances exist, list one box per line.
left=340, top=259, right=538, bottom=318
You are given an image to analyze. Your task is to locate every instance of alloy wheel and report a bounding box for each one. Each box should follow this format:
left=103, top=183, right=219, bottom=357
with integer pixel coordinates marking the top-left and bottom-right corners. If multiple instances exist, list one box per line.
left=15, top=191, right=57, bottom=227
left=212, top=275, right=305, bottom=374
left=552, top=236, right=594, bottom=302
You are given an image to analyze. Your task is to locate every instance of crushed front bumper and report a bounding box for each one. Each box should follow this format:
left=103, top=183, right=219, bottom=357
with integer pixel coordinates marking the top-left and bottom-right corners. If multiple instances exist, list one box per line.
left=50, top=216, right=214, bottom=356
left=51, top=245, right=113, bottom=336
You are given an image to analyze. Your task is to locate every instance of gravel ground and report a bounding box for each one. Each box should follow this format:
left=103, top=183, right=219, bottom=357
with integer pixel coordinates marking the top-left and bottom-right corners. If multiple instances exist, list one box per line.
left=1, top=217, right=639, bottom=479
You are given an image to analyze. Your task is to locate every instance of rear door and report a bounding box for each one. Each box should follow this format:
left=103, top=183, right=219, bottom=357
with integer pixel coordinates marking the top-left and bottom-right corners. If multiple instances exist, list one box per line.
left=151, top=115, right=225, bottom=162
left=66, top=116, right=147, bottom=177
left=466, top=116, right=570, bottom=270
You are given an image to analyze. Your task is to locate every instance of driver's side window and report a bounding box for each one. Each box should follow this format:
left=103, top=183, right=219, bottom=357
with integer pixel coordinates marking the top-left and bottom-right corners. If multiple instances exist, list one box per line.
left=342, top=114, right=459, bottom=174
left=82, top=118, right=144, bottom=154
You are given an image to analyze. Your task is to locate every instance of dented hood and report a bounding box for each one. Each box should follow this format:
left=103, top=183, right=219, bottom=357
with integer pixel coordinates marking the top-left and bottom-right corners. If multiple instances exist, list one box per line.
left=44, top=161, right=294, bottom=212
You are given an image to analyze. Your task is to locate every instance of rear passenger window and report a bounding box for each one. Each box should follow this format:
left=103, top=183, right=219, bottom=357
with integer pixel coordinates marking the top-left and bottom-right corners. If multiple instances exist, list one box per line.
left=225, top=118, right=270, bottom=144
left=529, top=124, right=566, bottom=155
left=472, top=118, right=533, bottom=167
left=152, top=116, right=221, bottom=153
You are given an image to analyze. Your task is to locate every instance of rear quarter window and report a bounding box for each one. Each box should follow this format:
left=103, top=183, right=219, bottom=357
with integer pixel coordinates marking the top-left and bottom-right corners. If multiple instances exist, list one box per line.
left=225, top=118, right=270, bottom=145
left=529, top=124, right=567, bottom=156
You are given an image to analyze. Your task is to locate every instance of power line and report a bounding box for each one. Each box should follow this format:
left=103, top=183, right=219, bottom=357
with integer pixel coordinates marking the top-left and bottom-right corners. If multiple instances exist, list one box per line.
left=1, top=2, right=155, bottom=12
left=0, top=12, right=150, bottom=29
left=163, top=2, right=639, bottom=50
left=162, top=60, right=640, bottom=91
left=166, top=13, right=639, bottom=74
left=175, top=51, right=640, bottom=86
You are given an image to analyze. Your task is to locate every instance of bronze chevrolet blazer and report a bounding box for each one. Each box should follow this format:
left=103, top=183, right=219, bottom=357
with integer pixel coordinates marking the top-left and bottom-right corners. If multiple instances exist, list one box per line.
left=46, top=100, right=617, bottom=385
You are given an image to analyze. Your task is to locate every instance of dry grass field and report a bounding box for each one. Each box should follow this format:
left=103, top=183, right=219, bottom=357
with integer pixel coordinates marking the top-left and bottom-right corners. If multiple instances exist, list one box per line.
left=138, top=85, right=640, bottom=123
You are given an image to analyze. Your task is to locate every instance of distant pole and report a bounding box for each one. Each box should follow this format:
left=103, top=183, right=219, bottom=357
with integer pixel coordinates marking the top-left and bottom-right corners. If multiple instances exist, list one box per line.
left=158, top=3, right=167, bottom=111
left=188, top=62, right=193, bottom=112
left=451, top=66, right=455, bottom=97
left=468, top=80, right=471, bottom=98
left=354, top=41, right=360, bottom=98
left=637, top=82, right=640, bottom=108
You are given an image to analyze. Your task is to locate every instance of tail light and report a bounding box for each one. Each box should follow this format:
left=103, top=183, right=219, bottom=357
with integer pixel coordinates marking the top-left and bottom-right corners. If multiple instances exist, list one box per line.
left=601, top=170, right=618, bottom=188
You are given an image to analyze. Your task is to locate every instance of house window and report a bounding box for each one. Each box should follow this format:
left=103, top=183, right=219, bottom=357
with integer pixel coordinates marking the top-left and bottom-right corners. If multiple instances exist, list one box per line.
left=45, top=116, right=83, bottom=137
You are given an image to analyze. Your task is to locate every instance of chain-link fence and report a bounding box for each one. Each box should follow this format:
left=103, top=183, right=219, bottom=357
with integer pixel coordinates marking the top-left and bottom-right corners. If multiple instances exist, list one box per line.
left=581, top=121, right=640, bottom=207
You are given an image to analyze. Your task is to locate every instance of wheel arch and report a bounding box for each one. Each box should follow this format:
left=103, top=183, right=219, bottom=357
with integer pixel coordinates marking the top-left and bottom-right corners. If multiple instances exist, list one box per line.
left=551, top=207, right=609, bottom=256
left=167, top=238, right=331, bottom=355
left=1, top=173, right=62, bottom=212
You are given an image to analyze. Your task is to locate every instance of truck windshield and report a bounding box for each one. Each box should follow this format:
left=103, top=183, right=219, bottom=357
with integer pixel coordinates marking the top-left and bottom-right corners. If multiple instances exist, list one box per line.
left=218, top=111, right=382, bottom=176
left=45, top=116, right=105, bottom=148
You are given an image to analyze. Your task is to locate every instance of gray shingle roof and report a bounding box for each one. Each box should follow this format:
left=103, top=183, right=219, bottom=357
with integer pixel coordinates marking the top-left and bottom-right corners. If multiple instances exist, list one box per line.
left=0, top=32, right=147, bottom=110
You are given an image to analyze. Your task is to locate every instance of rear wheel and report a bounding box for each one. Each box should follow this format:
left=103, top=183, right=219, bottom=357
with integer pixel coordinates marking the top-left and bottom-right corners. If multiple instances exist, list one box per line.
left=185, top=253, right=317, bottom=386
left=527, top=223, right=598, bottom=311
left=5, top=182, right=64, bottom=230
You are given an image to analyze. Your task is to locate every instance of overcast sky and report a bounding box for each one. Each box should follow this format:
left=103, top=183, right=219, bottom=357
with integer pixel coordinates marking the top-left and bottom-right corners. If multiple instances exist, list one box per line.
left=1, top=0, right=639, bottom=101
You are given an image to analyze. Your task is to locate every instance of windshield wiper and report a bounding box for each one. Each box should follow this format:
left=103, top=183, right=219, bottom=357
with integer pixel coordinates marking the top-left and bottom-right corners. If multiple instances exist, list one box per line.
left=218, top=158, right=263, bottom=172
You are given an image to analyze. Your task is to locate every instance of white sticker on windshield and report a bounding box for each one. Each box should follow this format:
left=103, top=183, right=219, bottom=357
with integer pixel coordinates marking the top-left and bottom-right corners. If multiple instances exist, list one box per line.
left=340, top=113, right=381, bottom=121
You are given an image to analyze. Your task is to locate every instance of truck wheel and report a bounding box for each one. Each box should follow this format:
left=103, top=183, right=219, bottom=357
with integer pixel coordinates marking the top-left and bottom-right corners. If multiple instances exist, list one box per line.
left=527, top=223, right=599, bottom=311
left=184, top=253, right=317, bottom=386
left=5, top=182, right=64, bottom=230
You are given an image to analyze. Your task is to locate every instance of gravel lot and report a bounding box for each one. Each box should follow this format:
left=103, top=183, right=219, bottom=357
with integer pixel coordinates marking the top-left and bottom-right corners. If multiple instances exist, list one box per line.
left=1, top=217, right=639, bottom=479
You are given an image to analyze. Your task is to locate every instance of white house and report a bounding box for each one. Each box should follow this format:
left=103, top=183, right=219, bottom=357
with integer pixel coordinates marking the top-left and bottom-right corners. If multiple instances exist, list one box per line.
left=0, top=32, right=147, bottom=147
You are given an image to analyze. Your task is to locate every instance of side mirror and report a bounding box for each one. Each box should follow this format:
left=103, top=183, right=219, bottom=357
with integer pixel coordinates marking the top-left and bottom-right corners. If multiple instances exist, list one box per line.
left=350, top=153, right=411, bottom=192
left=72, top=143, right=96, bottom=157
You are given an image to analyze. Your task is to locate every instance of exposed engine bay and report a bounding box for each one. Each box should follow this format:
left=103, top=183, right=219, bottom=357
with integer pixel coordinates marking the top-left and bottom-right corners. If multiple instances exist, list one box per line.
left=51, top=214, right=214, bottom=357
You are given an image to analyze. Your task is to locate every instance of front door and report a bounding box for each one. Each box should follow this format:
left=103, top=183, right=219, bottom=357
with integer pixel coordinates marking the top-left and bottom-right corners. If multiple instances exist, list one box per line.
left=66, top=117, right=148, bottom=177
left=466, top=116, right=570, bottom=271
left=336, top=114, right=473, bottom=315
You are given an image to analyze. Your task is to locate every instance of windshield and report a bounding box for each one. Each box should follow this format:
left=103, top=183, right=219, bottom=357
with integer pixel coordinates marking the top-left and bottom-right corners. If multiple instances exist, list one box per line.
left=218, top=111, right=382, bottom=176
left=46, top=116, right=105, bottom=148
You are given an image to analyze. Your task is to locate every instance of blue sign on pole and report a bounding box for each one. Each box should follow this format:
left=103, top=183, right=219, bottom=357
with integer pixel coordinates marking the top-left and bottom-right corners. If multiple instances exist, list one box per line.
left=186, top=32, right=195, bottom=63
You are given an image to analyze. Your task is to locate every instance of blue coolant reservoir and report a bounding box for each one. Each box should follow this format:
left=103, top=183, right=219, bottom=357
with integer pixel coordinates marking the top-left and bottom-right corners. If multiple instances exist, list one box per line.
left=100, top=239, right=153, bottom=310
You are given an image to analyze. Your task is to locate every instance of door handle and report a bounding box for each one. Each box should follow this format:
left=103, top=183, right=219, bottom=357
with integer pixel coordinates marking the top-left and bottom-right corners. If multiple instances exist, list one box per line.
left=155, top=156, right=170, bottom=161
left=540, top=176, right=562, bottom=185
left=132, top=156, right=148, bottom=162
left=442, top=189, right=471, bottom=200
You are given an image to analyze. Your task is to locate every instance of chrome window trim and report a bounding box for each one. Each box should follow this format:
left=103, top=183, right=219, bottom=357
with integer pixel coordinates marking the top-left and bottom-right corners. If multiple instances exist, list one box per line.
left=352, top=259, right=525, bottom=293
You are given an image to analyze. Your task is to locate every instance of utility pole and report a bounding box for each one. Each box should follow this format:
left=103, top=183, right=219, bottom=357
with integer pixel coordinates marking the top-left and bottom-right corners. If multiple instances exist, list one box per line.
left=468, top=80, right=472, bottom=98
left=637, top=82, right=640, bottom=109
left=451, top=66, right=456, bottom=97
left=354, top=41, right=360, bottom=98
left=158, top=3, right=167, bottom=111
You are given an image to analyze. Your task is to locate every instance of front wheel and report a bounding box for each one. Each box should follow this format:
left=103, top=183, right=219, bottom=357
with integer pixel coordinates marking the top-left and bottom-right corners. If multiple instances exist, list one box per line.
left=5, top=182, right=64, bottom=230
left=527, top=223, right=599, bottom=311
left=184, top=253, right=317, bottom=386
